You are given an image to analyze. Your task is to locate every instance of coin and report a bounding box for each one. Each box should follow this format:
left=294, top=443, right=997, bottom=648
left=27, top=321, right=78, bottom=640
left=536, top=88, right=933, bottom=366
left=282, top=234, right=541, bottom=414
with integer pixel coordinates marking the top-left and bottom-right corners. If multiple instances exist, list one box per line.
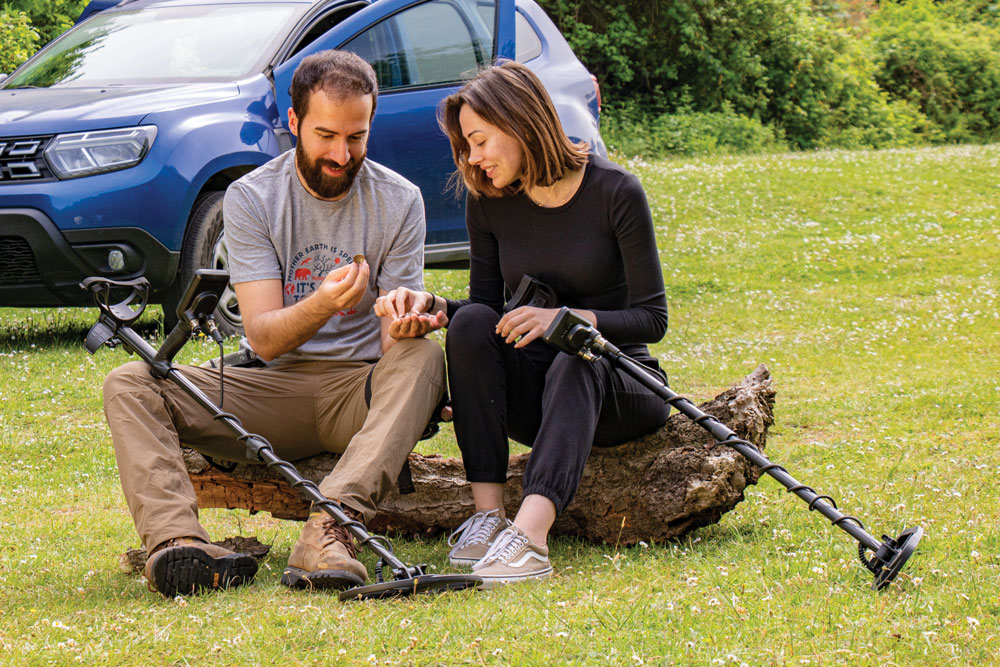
left=353, top=254, right=365, bottom=264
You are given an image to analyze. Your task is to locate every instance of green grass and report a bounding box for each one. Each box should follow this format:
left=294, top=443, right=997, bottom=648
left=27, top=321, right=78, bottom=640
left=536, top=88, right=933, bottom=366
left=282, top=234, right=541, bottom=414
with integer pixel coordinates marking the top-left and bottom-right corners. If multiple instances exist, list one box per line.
left=2, top=144, right=999, bottom=665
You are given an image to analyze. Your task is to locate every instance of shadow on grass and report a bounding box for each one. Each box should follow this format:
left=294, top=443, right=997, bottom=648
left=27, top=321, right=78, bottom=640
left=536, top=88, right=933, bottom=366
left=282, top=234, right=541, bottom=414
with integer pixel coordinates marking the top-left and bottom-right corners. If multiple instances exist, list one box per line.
left=0, top=307, right=164, bottom=351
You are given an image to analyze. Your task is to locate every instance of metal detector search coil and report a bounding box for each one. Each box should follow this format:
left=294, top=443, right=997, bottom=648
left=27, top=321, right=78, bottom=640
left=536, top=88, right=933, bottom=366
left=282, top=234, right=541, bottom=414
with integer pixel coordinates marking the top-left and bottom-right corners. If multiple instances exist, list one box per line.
left=542, top=307, right=923, bottom=591
left=81, top=271, right=482, bottom=601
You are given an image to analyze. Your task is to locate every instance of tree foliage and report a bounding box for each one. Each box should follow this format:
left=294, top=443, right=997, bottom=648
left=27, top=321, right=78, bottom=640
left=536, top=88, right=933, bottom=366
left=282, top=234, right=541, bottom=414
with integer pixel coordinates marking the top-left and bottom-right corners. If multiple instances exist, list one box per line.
left=869, top=0, right=1000, bottom=142
left=3, top=0, right=88, bottom=45
left=0, top=8, right=37, bottom=73
left=935, top=0, right=1000, bottom=27
left=1, top=0, right=997, bottom=154
left=538, top=0, right=999, bottom=152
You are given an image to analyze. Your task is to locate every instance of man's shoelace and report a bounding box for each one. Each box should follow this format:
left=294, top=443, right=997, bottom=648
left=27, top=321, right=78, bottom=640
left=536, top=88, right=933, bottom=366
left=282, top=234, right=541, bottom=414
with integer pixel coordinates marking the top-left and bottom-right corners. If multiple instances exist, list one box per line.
left=319, top=518, right=357, bottom=558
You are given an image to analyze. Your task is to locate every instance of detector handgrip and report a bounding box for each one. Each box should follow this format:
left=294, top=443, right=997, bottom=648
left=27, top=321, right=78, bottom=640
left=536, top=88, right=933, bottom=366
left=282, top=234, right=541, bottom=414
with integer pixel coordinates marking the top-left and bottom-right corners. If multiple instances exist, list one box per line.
left=80, top=276, right=151, bottom=325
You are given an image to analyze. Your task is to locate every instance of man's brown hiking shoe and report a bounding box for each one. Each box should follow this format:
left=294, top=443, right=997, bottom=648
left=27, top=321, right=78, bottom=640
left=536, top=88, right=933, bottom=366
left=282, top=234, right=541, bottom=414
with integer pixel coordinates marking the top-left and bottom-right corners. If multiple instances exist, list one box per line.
left=281, top=511, right=367, bottom=590
left=144, top=537, right=257, bottom=597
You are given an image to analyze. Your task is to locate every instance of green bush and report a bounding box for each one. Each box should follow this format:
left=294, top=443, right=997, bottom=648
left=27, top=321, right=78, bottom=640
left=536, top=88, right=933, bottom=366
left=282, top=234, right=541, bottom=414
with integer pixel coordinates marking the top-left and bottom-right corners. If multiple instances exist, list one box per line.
left=4, top=0, right=88, bottom=46
left=764, top=11, right=927, bottom=149
left=0, top=9, right=38, bottom=73
left=936, top=0, right=1000, bottom=27
left=539, top=0, right=925, bottom=150
left=601, top=103, right=788, bottom=158
left=868, top=0, right=1000, bottom=143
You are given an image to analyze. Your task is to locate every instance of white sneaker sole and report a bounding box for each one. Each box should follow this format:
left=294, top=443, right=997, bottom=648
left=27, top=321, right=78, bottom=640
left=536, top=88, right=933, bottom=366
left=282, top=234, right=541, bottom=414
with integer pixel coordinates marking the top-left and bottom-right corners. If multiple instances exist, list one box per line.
left=475, top=566, right=553, bottom=590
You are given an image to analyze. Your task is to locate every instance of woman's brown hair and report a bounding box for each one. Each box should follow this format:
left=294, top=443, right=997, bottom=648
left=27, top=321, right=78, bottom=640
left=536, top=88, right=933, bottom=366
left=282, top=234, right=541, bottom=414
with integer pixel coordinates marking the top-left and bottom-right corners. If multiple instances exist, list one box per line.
left=439, top=61, right=589, bottom=198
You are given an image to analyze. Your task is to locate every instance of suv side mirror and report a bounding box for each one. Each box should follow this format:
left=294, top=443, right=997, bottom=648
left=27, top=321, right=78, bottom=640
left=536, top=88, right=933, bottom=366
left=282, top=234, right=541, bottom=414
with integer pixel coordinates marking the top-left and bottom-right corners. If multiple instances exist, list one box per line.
left=0, top=74, right=7, bottom=84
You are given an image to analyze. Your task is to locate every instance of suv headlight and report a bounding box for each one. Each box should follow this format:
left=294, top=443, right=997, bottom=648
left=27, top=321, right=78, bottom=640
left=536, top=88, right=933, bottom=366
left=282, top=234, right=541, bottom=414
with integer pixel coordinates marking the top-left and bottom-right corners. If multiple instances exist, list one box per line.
left=44, top=126, right=157, bottom=179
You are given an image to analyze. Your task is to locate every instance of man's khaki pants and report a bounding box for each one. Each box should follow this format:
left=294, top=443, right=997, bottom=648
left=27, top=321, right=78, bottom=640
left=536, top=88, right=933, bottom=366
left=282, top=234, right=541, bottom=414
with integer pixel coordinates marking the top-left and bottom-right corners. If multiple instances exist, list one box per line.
left=102, top=337, right=445, bottom=552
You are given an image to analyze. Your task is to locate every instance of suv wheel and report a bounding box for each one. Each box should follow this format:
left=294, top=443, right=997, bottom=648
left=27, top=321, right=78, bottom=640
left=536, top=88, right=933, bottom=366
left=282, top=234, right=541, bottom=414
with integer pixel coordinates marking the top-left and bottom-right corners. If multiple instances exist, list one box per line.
left=162, top=191, right=242, bottom=336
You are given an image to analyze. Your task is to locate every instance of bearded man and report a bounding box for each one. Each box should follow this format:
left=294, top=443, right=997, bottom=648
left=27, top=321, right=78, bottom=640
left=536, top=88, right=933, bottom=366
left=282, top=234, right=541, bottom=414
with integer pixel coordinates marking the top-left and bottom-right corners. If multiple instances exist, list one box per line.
left=101, top=51, right=446, bottom=597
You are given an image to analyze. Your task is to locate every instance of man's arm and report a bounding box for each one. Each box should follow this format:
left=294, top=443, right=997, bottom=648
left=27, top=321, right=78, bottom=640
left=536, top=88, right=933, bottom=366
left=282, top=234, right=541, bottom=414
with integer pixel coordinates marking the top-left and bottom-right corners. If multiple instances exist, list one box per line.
left=236, top=261, right=369, bottom=362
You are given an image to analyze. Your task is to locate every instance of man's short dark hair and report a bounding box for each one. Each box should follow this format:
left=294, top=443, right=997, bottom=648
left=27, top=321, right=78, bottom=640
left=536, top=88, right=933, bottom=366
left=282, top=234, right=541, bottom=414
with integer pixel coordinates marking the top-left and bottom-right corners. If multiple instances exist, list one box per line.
left=291, top=50, right=378, bottom=121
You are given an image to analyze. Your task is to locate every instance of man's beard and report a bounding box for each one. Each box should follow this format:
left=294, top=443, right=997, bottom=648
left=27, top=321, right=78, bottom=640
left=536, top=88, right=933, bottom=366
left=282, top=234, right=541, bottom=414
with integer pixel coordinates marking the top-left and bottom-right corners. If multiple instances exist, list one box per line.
left=295, top=142, right=365, bottom=200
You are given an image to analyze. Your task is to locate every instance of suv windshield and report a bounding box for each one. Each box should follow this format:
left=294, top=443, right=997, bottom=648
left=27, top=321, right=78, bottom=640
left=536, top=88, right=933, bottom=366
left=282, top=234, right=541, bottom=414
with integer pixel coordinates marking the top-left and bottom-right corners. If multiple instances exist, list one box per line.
left=4, top=4, right=303, bottom=88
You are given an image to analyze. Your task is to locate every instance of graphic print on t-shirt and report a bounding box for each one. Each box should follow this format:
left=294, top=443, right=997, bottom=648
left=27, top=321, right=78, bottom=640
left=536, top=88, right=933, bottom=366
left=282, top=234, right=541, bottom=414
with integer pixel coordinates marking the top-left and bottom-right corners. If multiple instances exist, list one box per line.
left=284, top=243, right=358, bottom=316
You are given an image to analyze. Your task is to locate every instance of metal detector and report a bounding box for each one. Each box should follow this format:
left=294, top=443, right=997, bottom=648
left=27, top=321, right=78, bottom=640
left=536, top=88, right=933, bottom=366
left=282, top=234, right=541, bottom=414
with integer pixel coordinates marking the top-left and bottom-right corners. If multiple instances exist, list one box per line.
left=543, top=307, right=923, bottom=591
left=81, top=270, right=482, bottom=601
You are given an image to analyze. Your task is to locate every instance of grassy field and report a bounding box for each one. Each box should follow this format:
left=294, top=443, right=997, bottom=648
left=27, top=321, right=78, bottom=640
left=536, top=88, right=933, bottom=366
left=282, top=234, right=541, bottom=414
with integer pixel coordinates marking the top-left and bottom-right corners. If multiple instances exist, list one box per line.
left=1, top=144, right=998, bottom=665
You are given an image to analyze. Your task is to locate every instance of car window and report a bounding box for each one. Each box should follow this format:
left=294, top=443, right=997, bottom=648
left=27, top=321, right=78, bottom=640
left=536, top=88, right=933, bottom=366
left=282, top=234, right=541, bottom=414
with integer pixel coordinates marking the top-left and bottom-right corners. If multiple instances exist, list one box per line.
left=4, top=5, right=303, bottom=87
left=514, top=11, right=543, bottom=62
left=288, top=2, right=367, bottom=58
left=475, top=1, right=494, bottom=27
left=342, top=0, right=495, bottom=90
left=341, top=17, right=410, bottom=89
left=475, top=3, right=541, bottom=63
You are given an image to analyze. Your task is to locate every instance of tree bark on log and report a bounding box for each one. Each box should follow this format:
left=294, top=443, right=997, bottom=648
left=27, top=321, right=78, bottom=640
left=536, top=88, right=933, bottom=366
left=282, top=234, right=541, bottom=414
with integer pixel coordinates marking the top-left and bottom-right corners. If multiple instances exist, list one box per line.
left=185, top=364, right=775, bottom=546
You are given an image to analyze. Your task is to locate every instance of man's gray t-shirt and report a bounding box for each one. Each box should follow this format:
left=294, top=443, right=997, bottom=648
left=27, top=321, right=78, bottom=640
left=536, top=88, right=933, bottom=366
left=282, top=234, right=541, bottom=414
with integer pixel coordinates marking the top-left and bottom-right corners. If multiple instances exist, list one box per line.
left=223, top=151, right=425, bottom=364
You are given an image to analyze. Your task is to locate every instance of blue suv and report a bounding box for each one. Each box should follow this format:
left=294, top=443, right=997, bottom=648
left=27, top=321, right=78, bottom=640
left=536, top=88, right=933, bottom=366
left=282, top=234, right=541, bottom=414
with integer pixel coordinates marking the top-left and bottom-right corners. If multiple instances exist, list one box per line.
left=0, top=0, right=603, bottom=331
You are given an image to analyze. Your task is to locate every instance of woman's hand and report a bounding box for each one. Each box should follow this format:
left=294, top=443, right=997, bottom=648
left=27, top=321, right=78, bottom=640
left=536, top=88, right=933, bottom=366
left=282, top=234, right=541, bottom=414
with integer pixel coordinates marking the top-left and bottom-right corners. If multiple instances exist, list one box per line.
left=388, top=310, right=448, bottom=339
left=376, top=288, right=448, bottom=340
left=496, top=306, right=560, bottom=348
left=497, top=306, right=597, bottom=348
left=374, top=287, right=432, bottom=318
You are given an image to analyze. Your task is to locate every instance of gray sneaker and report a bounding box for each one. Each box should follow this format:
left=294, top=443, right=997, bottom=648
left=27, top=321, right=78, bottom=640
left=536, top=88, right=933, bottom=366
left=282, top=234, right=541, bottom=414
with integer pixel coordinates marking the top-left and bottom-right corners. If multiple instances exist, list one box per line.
left=472, top=525, right=552, bottom=589
left=447, top=509, right=510, bottom=567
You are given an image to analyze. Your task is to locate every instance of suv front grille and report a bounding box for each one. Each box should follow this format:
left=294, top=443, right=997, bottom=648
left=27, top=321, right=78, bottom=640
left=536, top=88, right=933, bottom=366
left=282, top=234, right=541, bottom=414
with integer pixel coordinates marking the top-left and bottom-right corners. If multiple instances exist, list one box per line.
left=0, top=135, right=55, bottom=184
left=0, top=236, right=42, bottom=285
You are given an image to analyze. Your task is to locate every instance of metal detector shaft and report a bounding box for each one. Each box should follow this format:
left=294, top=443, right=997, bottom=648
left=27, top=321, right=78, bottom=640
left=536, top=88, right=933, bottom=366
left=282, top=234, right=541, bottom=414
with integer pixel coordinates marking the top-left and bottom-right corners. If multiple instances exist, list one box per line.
left=111, top=324, right=417, bottom=578
left=83, top=272, right=482, bottom=600
left=542, top=307, right=922, bottom=590
left=609, top=349, right=883, bottom=552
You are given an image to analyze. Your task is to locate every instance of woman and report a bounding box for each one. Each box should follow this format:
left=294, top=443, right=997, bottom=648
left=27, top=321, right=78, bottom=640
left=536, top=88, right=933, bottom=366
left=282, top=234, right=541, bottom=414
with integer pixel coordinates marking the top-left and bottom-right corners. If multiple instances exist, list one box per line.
left=375, top=62, right=669, bottom=588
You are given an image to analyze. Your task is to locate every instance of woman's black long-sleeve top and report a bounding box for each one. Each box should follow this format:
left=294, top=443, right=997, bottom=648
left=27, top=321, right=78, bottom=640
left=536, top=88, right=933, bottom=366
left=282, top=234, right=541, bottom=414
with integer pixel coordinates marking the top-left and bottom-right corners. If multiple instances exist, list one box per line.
left=443, top=154, right=667, bottom=358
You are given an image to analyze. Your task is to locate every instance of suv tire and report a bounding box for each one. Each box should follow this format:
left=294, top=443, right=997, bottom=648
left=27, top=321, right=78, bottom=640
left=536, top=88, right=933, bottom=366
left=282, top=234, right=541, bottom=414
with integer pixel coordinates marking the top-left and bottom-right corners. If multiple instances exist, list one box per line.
left=162, top=190, right=243, bottom=336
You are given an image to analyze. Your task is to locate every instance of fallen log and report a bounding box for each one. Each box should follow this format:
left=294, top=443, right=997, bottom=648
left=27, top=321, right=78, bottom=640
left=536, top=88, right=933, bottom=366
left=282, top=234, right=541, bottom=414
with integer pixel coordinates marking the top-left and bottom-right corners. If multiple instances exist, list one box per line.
left=185, top=364, right=774, bottom=546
